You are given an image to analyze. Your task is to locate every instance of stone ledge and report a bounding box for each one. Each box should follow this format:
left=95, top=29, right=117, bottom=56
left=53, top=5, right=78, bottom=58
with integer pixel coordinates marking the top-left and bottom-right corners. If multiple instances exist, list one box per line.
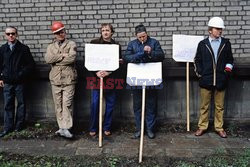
left=35, top=58, right=250, bottom=80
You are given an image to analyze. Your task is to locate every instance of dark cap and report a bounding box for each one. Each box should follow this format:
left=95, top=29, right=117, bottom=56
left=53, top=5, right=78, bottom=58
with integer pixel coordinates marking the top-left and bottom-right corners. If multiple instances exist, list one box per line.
left=135, top=24, right=147, bottom=34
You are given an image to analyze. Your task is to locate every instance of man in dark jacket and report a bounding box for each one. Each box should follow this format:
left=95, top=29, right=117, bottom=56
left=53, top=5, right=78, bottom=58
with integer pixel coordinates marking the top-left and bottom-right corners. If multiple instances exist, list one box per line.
left=88, top=23, right=122, bottom=137
left=194, top=17, right=234, bottom=138
left=123, top=24, right=164, bottom=139
left=0, top=26, right=35, bottom=137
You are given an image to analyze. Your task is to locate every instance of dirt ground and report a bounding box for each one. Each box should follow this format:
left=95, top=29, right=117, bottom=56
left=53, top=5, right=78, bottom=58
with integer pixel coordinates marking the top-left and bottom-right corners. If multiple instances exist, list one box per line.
left=0, top=121, right=249, bottom=166
left=1, top=121, right=250, bottom=140
left=1, top=149, right=249, bottom=167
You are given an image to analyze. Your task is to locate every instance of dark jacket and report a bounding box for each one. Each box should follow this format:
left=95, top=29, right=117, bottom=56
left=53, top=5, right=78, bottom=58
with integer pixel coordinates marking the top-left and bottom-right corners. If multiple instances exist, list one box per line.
left=0, top=40, right=35, bottom=84
left=123, top=36, right=164, bottom=63
left=88, top=37, right=122, bottom=89
left=194, top=37, right=234, bottom=90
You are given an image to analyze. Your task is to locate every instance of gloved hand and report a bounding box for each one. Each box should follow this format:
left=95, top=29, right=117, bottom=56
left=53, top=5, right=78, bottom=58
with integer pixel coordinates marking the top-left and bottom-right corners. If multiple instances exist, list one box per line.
left=224, top=67, right=232, bottom=77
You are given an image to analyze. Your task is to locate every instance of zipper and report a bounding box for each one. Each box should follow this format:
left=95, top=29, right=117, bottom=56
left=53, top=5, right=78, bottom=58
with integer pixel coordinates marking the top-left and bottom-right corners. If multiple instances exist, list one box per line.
left=205, top=44, right=216, bottom=86
left=217, top=44, right=226, bottom=63
left=205, top=43, right=226, bottom=86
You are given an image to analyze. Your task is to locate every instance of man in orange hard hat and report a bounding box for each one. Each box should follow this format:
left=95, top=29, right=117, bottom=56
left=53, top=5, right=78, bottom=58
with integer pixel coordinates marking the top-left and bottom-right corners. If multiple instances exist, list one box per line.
left=45, top=21, right=77, bottom=138
left=194, top=17, right=234, bottom=138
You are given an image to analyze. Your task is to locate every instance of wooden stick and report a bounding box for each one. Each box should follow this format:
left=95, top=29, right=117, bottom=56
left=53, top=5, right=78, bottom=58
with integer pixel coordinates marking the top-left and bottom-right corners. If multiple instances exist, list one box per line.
left=186, top=62, right=190, bottom=131
left=139, top=86, right=146, bottom=163
left=99, top=77, right=103, bottom=147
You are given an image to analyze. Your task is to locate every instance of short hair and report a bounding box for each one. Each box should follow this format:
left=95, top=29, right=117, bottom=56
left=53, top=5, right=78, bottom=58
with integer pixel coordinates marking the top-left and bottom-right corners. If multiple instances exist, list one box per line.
left=6, top=26, right=18, bottom=34
left=208, top=26, right=213, bottom=31
left=100, top=23, right=114, bottom=33
left=135, top=24, right=147, bottom=34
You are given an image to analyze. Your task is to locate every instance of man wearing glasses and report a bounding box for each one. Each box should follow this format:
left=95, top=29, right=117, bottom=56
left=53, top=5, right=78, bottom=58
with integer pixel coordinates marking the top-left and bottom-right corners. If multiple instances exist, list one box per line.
left=0, top=26, right=35, bottom=137
left=45, top=21, right=77, bottom=139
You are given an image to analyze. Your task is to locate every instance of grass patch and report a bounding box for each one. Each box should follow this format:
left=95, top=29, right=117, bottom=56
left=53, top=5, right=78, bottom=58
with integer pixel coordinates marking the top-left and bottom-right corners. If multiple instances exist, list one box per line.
left=203, top=149, right=250, bottom=167
left=0, top=149, right=249, bottom=167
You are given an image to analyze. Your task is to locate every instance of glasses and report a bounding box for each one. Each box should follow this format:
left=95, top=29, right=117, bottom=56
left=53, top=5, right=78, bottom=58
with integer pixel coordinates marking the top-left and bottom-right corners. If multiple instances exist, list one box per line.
left=6, top=32, right=16, bottom=36
left=54, top=30, right=65, bottom=35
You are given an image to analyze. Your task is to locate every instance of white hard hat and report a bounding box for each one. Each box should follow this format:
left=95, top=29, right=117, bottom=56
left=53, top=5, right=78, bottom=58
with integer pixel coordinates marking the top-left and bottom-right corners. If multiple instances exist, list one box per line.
left=208, top=17, right=225, bottom=29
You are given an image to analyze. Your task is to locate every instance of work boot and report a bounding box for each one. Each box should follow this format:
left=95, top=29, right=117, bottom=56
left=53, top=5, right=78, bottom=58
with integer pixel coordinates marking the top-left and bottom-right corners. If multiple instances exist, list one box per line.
left=0, top=130, right=12, bottom=138
left=62, top=129, right=73, bottom=138
left=146, top=130, right=155, bottom=139
left=55, top=129, right=63, bottom=136
left=133, top=131, right=141, bottom=139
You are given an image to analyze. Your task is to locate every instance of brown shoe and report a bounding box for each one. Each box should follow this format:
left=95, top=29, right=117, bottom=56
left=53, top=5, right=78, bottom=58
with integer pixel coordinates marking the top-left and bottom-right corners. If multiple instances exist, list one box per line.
left=216, top=130, right=227, bottom=138
left=195, top=129, right=206, bottom=136
left=104, top=131, right=111, bottom=136
left=89, top=131, right=96, bottom=137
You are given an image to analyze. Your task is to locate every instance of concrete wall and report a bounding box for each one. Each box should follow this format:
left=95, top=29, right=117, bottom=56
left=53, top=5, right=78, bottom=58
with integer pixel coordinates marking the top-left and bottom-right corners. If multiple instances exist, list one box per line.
left=0, top=73, right=248, bottom=123
left=0, top=0, right=250, bottom=122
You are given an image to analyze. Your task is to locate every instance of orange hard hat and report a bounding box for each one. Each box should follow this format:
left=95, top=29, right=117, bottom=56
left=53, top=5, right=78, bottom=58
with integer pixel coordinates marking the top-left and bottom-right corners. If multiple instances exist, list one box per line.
left=51, top=21, right=65, bottom=33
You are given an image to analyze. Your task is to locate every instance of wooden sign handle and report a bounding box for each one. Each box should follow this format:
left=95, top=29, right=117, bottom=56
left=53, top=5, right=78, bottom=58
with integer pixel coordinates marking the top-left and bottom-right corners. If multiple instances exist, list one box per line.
left=186, top=62, right=190, bottom=132
left=99, top=77, right=103, bottom=147
left=139, top=86, right=146, bottom=163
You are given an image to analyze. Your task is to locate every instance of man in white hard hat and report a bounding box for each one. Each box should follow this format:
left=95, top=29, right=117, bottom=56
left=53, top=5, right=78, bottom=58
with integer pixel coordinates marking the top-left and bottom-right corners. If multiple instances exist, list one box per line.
left=45, top=21, right=77, bottom=139
left=194, top=17, right=234, bottom=138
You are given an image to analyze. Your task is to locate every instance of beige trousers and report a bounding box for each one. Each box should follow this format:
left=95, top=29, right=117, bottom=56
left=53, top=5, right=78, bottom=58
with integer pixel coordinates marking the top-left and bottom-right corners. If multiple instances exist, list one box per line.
left=198, top=88, right=225, bottom=131
left=51, top=84, right=75, bottom=129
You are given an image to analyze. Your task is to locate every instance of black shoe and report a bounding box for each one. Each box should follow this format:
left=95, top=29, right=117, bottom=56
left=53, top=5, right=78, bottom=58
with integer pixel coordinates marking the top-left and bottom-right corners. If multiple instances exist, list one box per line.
left=14, top=128, right=23, bottom=132
left=15, top=126, right=24, bottom=132
left=146, top=130, right=155, bottom=139
left=133, top=131, right=141, bottom=139
left=0, top=130, right=11, bottom=137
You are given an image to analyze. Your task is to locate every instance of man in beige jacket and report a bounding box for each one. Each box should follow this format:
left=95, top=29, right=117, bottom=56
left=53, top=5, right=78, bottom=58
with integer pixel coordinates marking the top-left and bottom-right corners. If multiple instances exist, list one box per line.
left=45, top=21, right=77, bottom=138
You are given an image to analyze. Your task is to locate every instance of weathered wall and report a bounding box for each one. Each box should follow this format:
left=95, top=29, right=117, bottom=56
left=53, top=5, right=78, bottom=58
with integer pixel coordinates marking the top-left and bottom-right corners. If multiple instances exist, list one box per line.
left=0, top=75, right=248, bottom=123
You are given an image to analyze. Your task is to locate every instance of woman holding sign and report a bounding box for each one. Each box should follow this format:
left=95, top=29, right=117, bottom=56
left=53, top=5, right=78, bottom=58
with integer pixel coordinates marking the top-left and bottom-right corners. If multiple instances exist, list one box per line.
left=123, top=24, right=164, bottom=139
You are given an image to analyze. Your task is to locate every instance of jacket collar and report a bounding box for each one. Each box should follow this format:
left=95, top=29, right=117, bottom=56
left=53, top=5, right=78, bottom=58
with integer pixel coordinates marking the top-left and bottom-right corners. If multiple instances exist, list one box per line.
left=53, top=39, right=69, bottom=49
left=4, top=40, right=20, bottom=47
left=98, top=36, right=116, bottom=44
left=203, top=37, right=227, bottom=54
left=136, top=36, right=151, bottom=44
left=8, top=40, right=17, bottom=47
left=4, top=40, right=21, bottom=53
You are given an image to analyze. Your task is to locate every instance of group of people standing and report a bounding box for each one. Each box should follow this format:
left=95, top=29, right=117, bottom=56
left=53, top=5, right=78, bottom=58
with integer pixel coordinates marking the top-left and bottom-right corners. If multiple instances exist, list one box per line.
left=0, top=16, right=233, bottom=140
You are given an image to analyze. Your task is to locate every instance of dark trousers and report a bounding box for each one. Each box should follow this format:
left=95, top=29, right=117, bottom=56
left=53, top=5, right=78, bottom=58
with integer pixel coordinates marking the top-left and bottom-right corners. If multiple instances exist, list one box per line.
left=3, top=84, right=26, bottom=131
left=89, top=89, right=116, bottom=132
left=133, top=87, right=157, bottom=132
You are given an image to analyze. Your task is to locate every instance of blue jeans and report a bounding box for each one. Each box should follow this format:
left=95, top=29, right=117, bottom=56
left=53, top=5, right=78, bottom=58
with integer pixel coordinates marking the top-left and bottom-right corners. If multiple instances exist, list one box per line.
left=89, top=89, right=116, bottom=132
left=3, top=84, right=25, bottom=131
left=133, top=88, right=157, bottom=132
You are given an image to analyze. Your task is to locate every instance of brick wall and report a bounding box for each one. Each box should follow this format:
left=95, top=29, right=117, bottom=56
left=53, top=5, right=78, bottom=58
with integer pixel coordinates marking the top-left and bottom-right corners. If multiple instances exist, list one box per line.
left=0, top=0, right=249, bottom=64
